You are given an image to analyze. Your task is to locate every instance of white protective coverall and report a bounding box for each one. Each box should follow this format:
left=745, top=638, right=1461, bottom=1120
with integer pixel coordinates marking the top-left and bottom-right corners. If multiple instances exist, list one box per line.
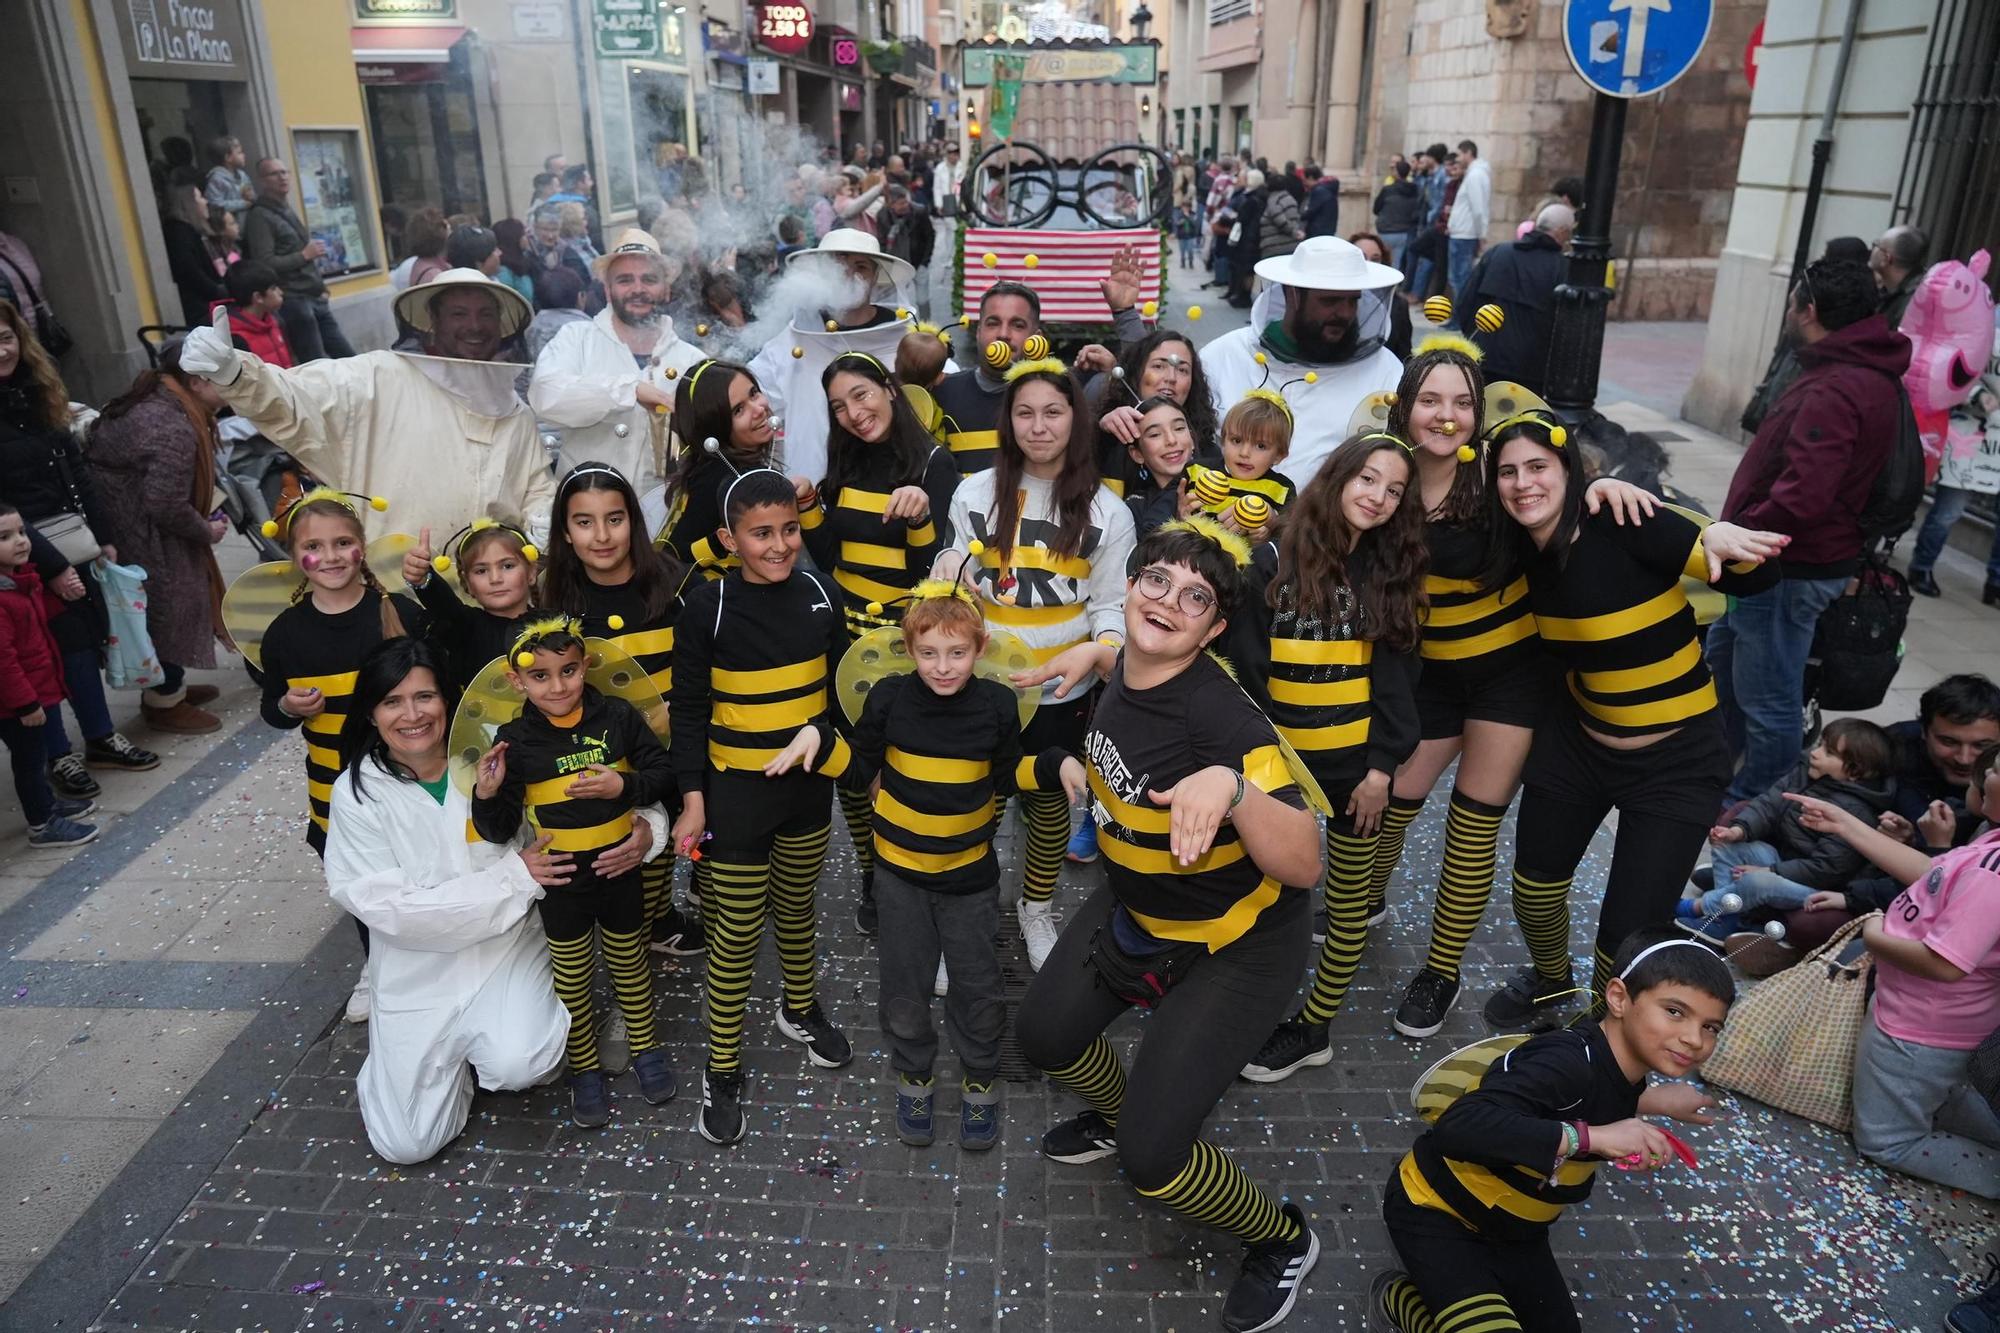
left=748, top=308, right=915, bottom=487
left=214, top=350, right=557, bottom=545
left=528, top=307, right=706, bottom=493
left=324, top=760, right=670, bottom=1164
left=1198, top=284, right=1404, bottom=487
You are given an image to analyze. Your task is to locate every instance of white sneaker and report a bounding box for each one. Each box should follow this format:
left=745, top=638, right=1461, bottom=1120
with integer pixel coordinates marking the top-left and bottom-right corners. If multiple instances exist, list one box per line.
left=1018, top=897, right=1061, bottom=971
left=344, top=969, right=372, bottom=1024
left=934, top=957, right=950, bottom=997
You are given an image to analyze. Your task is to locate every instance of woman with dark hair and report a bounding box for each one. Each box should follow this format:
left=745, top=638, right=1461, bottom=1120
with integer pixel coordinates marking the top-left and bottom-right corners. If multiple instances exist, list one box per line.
left=1093, top=330, right=1220, bottom=494
left=86, top=339, right=232, bottom=733
left=491, top=219, right=538, bottom=305
left=803, top=351, right=960, bottom=931
left=325, top=637, right=663, bottom=1164
left=0, top=298, right=159, bottom=801
left=1012, top=520, right=1328, bottom=1333
left=1230, top=431, right=1428, bottom=1081
left=162, top=174, right=227, bottom=325
left=403, top=207, right=452, bottom=286
left=944, top=359, right=1134, bottom=970
left=1476, top=414, right=1782, bottom=1027
left=661, top=360, right=777, bottom=580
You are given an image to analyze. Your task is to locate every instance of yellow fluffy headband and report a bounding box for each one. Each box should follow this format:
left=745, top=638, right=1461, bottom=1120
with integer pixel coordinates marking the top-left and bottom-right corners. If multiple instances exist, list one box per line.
left=509, top=614, right=587, bottom=669
left=1160, top=515, right=1252, bottom=569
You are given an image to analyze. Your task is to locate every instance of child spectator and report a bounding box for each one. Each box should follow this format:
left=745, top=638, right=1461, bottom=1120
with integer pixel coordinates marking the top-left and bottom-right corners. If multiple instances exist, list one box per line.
left=894, top=326, right=949, bottom=391
left=1187, top=390, right=1298, bottom=536
left=1173, top=202, right=1200, bottom=269
left=1680, top=717, right=1895, bottom=939
left=1788, top=744, right=2000, bottom=1199
left=0, top=503, right=98, bottom=846
left=1369, top=928, right=1735, bottom=1331
left=223, top=260, right=292, bottom=368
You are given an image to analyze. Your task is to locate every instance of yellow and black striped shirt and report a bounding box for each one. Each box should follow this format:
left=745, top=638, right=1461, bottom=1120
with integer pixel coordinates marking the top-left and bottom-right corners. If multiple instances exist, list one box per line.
left=933, top=369, right=1003, bottom=475
left=1419, top=516, right=1539, bottom=668
left=670, top=568, right=855, bottom=790
left=576, top=574, right=681, bottom=699
left=1086, top=652, right=1308, bottom=951
left=470, top=686, right=675, bottom=890
left=1400, top=1023, right=1641, bottom=1244
left=1230, top=543, right=1420, bottom=789
left=844, top=673, right=1068, bottom=892
left=801, top=444, right=960, bottom=636
left=1524, top=507, right=1776, bottom=738
left=255, top=593, right=426, bottom=852
left=662, top=453, right=754, bottom=581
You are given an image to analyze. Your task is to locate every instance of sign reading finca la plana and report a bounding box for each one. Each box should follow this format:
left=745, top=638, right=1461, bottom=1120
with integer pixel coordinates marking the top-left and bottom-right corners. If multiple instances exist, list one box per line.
left=133, top=0, right=236, bottom=67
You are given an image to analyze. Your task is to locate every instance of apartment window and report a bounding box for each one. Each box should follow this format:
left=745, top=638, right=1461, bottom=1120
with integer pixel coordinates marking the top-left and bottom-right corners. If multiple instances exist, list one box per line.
left=1208, top=0, right=1251, bottom=25
left=1174, top=109, right=1186, bottom=149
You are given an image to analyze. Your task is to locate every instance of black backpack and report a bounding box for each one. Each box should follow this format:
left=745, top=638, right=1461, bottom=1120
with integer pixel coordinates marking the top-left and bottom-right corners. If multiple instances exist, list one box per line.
left=1857, top=385, right=1925, bottom=547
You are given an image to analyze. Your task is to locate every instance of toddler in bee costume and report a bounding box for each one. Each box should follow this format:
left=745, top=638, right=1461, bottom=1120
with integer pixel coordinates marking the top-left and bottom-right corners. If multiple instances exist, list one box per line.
left=1183, top=387, right=1299, bottom=538
left=470, top=615, right=678, bottom=1127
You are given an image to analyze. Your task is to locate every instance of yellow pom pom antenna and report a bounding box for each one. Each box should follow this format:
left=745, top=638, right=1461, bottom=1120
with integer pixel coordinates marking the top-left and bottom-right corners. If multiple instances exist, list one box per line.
left=1423, top=294, right=1454, bottom=325
left=1550, top=425, right=1569, bottom=446
left=1022, top=333, right=1050, bottom=360
left=965, top=538, right=986, bottom=556
left=607, top=614, right=625, bottom=631
left=1456, top=444, right=1477, bottom=463
left=1231, top=494, right=1271, bottom=534
left=1160, top=515, right=1253, bottom=569
left=1189, top=465, right=1232, bottom=506
left=982, top=252, right=998, bottom=268
left=431, top=554, right=453, bottom=574
left=1304, top=372, right=1319, bottom=384
left=984, top=340, right=1014, bottom=369
left=1475, top=304, right=1504, bottom=333
left=1001, top=356, right=1068, bottom=384
left=261, top=486, right=389, bottom=543
left=1141, top=300, right=1158, bottom=317
left=508, top=614, right=586, bottom=667
left=521, top=543, right=540, bottom=562
left=515, top=651, right=535, bottom=669
left=1024, top=254, right=1039, bottom=269
left=260, top=519, right=280, bottom=538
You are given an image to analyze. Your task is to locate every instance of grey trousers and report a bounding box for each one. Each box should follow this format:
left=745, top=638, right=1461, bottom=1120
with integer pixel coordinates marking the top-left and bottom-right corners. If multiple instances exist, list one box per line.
left=1853, top=1005, right=2000, bottom=1199
left=875, top=866, right=1007, bottom=1080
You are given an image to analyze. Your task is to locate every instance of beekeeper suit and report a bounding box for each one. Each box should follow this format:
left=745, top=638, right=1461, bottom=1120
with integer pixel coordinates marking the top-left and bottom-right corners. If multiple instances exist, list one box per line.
left=324, top=756, right=672, bottom=1165
left=1200, top=236, right=1405, bottom=486
left=529, top=230, right=706, bottom=492
left=748, top=229, right=916, bottom=486
left=178, top=269, right=556, bottom=543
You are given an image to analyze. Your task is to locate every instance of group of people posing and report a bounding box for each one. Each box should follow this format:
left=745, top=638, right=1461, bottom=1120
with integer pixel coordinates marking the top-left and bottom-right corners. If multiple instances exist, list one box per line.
left=9, top=219, right=1993, bottom=1332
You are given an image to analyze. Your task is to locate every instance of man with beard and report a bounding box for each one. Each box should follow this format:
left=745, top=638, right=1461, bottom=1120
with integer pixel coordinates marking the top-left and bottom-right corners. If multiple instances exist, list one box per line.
left=177, top=269, right=555, bottom=543
left=530, top=229, right=705, bottom=493
left=1200, top=235, right=1405, bottom=485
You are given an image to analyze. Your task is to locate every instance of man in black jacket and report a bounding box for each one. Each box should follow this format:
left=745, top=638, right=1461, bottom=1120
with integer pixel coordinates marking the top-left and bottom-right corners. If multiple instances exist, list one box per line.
left=243, top=158, right=354, bottom=362
left=1453, top=203, right=1572, bottom=393
left=1303, top=165, right=1341, bottom=238
left=879, top=185, right=936, bottom=317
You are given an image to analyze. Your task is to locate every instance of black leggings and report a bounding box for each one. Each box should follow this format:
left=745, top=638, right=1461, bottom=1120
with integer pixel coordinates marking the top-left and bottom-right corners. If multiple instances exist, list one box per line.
left=1380, top=1175, right=1577, bottom=1333
left=1016, top=884, right=1307, bottom=1241
left=1510, top=709, right=1729, bottom=1005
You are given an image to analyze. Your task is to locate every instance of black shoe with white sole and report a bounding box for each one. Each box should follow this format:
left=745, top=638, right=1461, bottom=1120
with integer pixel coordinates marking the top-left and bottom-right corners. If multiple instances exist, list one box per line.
left=1481, top=964, right=1577, bottom=1029
left=776, top=1001, right=853, bottom=1068
left=649, top=904, right=706, bottom=955
left=1239, top=1016, right=1331, bottom=1083
left=1041, top=1109, right=1118, bottom=1163
left=1221, top=1203, right=1319, bottom=1332
left=698, top=1068, right=746, bottom=1144
left=1392, top=969, right=1460, bottom=1039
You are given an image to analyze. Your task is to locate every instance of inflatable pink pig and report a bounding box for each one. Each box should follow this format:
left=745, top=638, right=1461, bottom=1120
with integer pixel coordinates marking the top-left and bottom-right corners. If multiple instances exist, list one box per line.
left=1901, top=249, right=1994, bottom=480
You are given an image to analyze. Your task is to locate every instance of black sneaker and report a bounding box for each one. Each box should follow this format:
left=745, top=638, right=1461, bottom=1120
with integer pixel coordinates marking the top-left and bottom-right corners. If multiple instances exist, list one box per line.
left=632, top=1048, right=677, bottom=1105
left=698, top=1067, right=746, bottom=1145
left=1240, top=1016, right=1331, bottom=1083
left=1367, top=1269, right=1415, bottom=1331
left=649, top=904, right=706, bottom=956
left=1392, top=970, right=1461, bottom=1039
left=1041, top=1109, right=1118, bottom=1163
left=1481, top=964, right=1577, bottom=1029
left=85, top=733, right=160, bottom=771
left=1908, top=568, right=1942, bottom=598
left=855, top=868, right=878, bottom=935
left=1310, top=903, right=1327, bottom=944
left=776, top=1001, right=853, bottom=1068
left=47, top=753, right=101, bottom=800
left=568, top=1070, right=610, bottom=1129
left=1690, top=865, right=1714, bottom=893
left=1221, top=1202, right=1319, bottom=1332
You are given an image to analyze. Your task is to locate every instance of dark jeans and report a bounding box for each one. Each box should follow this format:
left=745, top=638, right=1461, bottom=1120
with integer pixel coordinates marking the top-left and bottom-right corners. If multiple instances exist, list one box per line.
left=278, top=294, right=356, bottom=363
left=1909, top=486, right=2000, bottom=584
left=1, top=716, right=56, bottom=825
left=1015, top=883, right=1307, bottom=1191
left=1705, top=575, right=1848, bottom=803
left=41, top=647, right=116, bottom=760
left=875, top=868, right=1005, bottom=1078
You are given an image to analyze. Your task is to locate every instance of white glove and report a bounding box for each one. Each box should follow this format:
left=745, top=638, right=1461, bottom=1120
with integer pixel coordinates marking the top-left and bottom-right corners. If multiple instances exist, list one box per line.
left=178, top=307, right=242, bottom=385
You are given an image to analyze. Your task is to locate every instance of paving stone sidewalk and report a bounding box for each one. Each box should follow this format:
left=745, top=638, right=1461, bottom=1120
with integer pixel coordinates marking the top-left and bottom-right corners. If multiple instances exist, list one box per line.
left=85, top=805, right=1980, bottom=1333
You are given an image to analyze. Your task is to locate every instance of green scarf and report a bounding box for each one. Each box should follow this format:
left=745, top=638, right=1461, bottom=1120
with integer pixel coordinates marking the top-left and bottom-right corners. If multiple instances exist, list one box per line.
left=1258, top=320, right=1303, bottom=364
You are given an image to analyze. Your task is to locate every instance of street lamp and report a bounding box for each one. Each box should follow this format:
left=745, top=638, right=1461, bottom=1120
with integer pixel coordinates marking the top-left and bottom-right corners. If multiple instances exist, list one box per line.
left=1130, top=2, right=1152, bottom=39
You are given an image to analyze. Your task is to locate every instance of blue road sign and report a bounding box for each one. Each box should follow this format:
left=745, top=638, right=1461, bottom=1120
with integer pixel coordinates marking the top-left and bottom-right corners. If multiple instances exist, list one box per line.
left=1562, top=0, right=1713, bottom=98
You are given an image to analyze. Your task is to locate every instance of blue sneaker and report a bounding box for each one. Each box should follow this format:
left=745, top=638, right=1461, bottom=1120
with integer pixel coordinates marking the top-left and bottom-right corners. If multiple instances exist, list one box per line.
left=51, top=797, right=97, bottom=821
left=1066, top=809, right=1099, bottom=864
left=896, top=1076, right=935, bottom=1146
left=1677, top=912, right=1743, bottom=945
left=632, top=1048, right=677, bottom=1105
left=960, top=1080, right=1000, bottom=1151
left=568, top=1070, right=610, bottom=1128
left=26, top=816, right=99, bottom=848
left=1949, top=1274, right=2000, bottom=1333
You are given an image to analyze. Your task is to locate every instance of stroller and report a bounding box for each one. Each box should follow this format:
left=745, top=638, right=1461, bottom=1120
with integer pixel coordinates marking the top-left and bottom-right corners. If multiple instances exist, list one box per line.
left=215, top=416, right=318, bottom=561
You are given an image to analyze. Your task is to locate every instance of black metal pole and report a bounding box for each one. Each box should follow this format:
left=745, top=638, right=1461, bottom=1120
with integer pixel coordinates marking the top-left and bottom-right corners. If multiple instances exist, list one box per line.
left=1544, top=92, right=1626, bottom=415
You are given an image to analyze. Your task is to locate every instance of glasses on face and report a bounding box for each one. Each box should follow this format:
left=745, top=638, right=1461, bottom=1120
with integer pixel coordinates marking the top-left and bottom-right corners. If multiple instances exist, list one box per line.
left=1135, top=566, right=1216, bottom=618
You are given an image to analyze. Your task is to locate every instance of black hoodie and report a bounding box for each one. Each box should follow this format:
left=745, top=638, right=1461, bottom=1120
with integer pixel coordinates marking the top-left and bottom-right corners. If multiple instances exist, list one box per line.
left=1727, top=756, right=1896, bottom=889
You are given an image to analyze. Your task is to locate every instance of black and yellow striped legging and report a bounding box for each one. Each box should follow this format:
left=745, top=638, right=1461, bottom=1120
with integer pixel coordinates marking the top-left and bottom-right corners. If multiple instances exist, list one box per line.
left=537, top=879, right=659, bottom=1075
left=1368, top=790, right=1510, bottom=985
left=1299, top=818, right=1378, bottom=1025
left=640, top=852, right=677, bottom=937
left=702, top=822, right=831, bottom=1073
left=1017, top=694, right=1091, bottom=905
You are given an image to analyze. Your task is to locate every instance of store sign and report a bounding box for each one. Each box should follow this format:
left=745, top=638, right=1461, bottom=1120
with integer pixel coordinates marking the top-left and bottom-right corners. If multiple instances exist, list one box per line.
left=355, top=0, right=456, bottom=17
left=755, top=1, right=813, bottom=56
left=592, top=0, right=660, bottom=57
left=960, top=42, right=1159, bottom=86
left=832, top=36, right=859, bottom=66
left=747, top=58, right=781, bottom=94
left=116, top=0, right=251, bottom=81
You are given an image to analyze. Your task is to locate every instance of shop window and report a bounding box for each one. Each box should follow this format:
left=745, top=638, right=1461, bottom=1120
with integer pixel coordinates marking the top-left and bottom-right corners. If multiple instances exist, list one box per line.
left=291, top=128, right=379, bottom=275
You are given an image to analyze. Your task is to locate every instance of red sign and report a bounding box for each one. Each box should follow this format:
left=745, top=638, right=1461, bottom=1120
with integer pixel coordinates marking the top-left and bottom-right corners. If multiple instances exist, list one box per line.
left=756, top=1, right=812, bottom=55
left=1744, top=19, right=1764, bottom=89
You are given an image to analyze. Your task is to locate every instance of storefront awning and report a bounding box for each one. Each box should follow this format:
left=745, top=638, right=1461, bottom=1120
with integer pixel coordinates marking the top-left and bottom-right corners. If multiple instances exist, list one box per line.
left=352, top=25, right=468, bottom=63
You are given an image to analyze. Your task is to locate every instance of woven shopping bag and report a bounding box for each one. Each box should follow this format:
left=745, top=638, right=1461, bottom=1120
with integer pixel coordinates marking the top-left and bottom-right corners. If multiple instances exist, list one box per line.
left=1701, top=912, right=1877, bottom=1132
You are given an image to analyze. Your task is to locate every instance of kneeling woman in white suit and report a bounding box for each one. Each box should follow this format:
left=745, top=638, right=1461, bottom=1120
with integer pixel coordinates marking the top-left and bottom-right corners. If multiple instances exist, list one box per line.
left=324, top=637, right=669, bottom=1163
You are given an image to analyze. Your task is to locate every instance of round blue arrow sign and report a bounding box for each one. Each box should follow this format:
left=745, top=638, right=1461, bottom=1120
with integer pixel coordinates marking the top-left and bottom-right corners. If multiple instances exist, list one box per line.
left=1563, top=0, right=1713, bottom=98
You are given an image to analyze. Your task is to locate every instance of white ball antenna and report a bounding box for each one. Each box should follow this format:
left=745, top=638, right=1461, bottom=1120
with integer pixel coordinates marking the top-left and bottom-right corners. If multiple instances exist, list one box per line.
left=702, top=436, right=721, bottom=455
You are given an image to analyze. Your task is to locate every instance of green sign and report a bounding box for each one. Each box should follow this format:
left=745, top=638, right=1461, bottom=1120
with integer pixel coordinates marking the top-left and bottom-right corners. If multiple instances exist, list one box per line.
left=961, top=42, right=1159, bottom=87
left=593, top=0, right=660, bottom=57
left=987, top=54, right=1026, bottom=138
